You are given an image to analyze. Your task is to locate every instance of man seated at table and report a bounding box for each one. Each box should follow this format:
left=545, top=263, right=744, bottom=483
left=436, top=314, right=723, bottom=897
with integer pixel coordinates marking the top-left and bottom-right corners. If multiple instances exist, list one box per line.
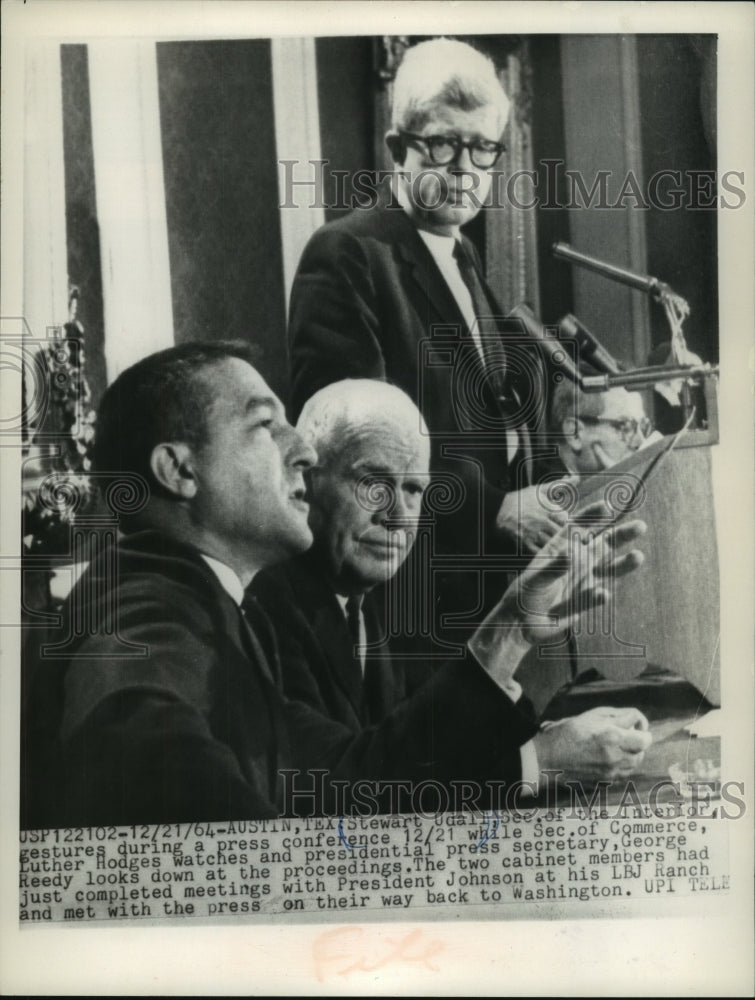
left=252, top=377, right=653, bottom=803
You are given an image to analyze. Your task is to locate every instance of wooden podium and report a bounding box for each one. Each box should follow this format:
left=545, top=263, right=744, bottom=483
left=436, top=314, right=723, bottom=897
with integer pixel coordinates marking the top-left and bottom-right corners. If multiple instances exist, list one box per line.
left=516, top=430, right=721, bottom=717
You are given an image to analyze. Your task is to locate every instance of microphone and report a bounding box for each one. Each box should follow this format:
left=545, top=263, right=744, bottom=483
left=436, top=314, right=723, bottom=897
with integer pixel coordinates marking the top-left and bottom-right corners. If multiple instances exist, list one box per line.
left=507, top=303, right=583, bottom=387
left=552, top=242, right=665, bottom=298
left=557, top=314, right=622, bottom=375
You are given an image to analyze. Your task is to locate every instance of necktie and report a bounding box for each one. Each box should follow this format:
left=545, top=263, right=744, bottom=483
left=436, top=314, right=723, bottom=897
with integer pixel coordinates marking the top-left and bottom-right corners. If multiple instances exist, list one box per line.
left=345, top=594, right=364, bottom=674
left=453, top=240, right=534, bottom=480
left=348, top=595, right=385, bottom=725
left=453, top=240, right=512, bottom=408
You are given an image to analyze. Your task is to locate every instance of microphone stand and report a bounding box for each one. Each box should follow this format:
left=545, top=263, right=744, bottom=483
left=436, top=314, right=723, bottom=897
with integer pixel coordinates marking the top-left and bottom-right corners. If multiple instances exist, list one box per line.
left=552, top=242, right=704, bottom=426
left=581, top=363, right=718, bottom=393
left=580, top=363, right=720, bottom=443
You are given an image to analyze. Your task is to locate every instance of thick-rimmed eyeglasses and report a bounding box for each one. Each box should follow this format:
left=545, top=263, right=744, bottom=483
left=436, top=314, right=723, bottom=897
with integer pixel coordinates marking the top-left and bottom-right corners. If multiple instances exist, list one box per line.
left=400, top=131, right=506, bottom=169
left=580, top=415, right=654, bottom=444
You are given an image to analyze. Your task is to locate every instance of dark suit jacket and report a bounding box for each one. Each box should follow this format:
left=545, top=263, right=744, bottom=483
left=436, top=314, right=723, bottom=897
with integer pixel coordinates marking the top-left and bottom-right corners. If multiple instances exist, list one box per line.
left=289, top=189, right=550, bottom=561
left=252, top=550, right=538, bottom=804
left=252, top=550, right=408, bottom=731
left=21, top=531, right=288, bottom=828
left=22, top=534, right=539, bottom=826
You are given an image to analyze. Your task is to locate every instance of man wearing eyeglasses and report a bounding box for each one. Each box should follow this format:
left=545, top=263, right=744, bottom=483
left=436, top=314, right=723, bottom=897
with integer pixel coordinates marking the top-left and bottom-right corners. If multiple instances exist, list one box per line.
left=289, top=38, right=564, bottom=650
left=550, top=381, right=661, bottom=476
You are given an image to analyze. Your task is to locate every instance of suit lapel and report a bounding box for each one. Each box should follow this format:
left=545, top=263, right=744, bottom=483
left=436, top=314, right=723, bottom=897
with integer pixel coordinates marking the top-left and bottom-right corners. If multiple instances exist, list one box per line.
left=361, top=593, right=405, bottom=724
left=397, top=226, right=469, bottom=333
left=235, top=597, right=278, bottom=687
left=377, top=201, right=469, bottom=334
left=314, top=586, right=406, bottom=727
left=282, top=552, right=367, bottom=722
left=231, top=593, right=300, bottom=808
left=122, top=534, right=285, bottom=805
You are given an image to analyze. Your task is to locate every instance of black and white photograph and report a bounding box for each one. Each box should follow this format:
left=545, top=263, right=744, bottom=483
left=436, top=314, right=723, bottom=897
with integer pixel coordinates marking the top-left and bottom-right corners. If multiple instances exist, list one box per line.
left=1, top=0, right=752, bottom=994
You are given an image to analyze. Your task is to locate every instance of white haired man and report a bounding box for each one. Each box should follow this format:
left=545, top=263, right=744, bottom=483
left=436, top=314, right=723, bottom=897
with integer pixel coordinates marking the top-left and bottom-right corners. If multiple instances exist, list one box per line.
left=252, top=379, right=653, bottom=812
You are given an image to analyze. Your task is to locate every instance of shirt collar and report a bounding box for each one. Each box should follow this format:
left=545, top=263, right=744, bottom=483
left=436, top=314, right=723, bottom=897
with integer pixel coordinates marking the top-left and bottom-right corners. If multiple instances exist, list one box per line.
left=416, top=227, right=458, bottom=258
left=334, top=592, right=364, bottom=615
left=200, top=554, right=245, bottom=606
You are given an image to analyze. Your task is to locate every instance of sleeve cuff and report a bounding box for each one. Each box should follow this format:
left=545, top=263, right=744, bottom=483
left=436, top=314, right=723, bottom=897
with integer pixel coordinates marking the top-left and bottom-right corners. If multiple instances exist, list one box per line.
left=519, top=737, right=539, bottom=791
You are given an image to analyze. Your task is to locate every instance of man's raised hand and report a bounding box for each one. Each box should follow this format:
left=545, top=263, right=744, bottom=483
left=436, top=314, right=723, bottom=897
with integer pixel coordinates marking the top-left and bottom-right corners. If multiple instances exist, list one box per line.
left=468, top=500, right=647, bottom=681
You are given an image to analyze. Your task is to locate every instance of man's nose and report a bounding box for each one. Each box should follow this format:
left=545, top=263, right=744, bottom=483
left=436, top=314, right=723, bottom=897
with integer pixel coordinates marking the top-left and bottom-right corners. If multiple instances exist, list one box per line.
left=449, top=144, right=475, bottom=172
left=286, top=425, right=317, bottom=469
left=381, top=488, right=414, bottom=527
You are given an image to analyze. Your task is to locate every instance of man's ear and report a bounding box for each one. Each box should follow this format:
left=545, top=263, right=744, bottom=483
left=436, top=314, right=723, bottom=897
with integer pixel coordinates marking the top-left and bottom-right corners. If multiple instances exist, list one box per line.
left=385, top=131, right=406, bottom=165
left=150, top=442, right=198, bottom=499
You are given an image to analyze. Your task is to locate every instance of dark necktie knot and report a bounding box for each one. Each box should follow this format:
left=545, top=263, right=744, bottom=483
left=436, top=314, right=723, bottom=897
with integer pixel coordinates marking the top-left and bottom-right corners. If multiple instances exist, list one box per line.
left=453, top=239, right=497, bottom=333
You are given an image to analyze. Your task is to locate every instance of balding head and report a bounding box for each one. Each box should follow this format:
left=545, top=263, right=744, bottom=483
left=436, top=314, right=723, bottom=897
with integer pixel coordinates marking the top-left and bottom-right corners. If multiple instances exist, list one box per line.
left=550, top=381, right=652, bottom=474
left=298, top=380, right=430, bottom=595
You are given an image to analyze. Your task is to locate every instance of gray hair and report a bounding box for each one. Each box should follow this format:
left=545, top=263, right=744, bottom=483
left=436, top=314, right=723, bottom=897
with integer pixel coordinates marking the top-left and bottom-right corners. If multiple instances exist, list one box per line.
left=392, top=38, right=510, bottom=134
left=549, top=381, right=648, bottom=433
left=549, top=379, right=606, bottom=432
left=297, top=379, right=429, bottom=468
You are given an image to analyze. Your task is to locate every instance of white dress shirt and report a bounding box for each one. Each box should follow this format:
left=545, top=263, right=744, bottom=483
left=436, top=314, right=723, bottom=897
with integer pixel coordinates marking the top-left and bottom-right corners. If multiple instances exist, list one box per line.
left=201, top=553, right=245, bottom=606
left=400, top=198, right=519, bottom=463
